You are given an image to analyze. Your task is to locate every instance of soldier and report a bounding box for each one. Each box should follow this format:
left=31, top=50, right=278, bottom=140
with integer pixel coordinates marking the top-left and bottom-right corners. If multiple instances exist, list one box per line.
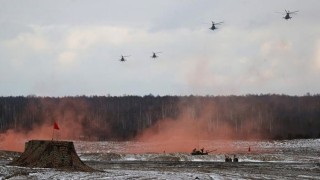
left=233, top=155, right=238, bottom=162
left=225, top=155, right=232, bottom=162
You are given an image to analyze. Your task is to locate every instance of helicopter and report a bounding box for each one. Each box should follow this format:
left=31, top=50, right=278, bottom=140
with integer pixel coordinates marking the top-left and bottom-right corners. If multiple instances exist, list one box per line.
left=210, top=21, right=223, bottom=31
left=119, top=55, right=130, bottom=62
left=151, top=52, right=162, bottom=59
left=278, top=10, right=298, bottom=20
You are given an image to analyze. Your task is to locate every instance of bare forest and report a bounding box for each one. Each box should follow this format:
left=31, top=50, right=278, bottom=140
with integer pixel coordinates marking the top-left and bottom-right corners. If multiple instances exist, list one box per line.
left=0, top=94, right=320, bottom=141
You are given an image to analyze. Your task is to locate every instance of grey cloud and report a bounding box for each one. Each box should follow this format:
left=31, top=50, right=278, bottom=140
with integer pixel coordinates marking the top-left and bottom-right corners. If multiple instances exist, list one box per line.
left=0, top=22, right=33, bottom=40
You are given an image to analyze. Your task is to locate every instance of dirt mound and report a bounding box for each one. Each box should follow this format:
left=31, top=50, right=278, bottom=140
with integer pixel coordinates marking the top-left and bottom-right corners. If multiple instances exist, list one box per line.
left=9, top=140, right=96, bottom=172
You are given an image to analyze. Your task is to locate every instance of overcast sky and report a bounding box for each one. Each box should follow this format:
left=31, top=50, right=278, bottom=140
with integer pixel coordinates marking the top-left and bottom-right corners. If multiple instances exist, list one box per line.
left=0, top=0, right=320, bottom=96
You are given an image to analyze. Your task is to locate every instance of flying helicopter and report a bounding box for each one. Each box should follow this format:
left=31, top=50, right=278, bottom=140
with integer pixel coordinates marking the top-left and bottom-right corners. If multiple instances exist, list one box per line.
left=210, top=21, right=223, bottom=31
left=119, top=55, right=130, bottom=62
left=278, top=10, right=299, bottom=20
left=151, top=52, right=162, bottom=59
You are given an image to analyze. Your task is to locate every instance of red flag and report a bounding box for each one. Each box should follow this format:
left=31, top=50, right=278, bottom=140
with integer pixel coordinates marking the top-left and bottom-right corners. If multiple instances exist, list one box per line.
left=53, top=121, right=60, bottom=130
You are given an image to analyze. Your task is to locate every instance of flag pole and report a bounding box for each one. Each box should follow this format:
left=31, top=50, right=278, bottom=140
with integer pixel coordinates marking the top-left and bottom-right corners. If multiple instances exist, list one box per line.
left=52, top=126, right=54, bottom=141
left=52, top=121, right=59, bottom=141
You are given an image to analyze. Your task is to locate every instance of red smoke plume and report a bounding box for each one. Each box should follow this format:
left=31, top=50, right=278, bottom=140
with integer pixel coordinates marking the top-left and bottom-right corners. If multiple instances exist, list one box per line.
left=135, top=102, right=263, bottom=153
left=0, top=97, right=264, bottom=153
left=0, top=98, right=102, bottom=152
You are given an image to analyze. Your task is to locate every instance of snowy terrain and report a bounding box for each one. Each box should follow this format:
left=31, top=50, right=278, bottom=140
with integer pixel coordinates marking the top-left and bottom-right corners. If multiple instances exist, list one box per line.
left=1, top=139, right=320, bottom=179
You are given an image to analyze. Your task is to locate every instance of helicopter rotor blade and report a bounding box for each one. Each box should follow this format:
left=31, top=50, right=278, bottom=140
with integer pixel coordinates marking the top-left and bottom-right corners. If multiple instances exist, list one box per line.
left=215, top=22, right=223, bottom=25
left=289, top=10, right=299, bottom=14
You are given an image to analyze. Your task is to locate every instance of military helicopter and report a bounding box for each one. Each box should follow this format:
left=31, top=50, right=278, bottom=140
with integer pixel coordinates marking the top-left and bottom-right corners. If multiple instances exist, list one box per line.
left=119, top=55, right=130, bottom=62
left=210, top=21, right=223, bottom=31
left=151, top=52, right=162, bottom=59
left=278, top=10, right=299, bottom=20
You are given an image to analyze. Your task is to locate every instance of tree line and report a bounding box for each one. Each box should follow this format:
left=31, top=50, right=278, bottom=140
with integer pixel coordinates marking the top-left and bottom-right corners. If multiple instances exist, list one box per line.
left=0, top=94, right=319, bottom=140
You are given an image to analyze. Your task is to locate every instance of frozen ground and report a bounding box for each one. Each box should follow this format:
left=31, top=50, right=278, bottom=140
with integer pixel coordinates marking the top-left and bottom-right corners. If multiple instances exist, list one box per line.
left=0, top=139, right=319, bottom=179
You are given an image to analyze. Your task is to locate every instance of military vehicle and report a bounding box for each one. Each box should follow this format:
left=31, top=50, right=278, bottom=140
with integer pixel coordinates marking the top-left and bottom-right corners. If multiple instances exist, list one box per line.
left=119, top=55, right=130, bottom=62
left=277, top=10, right=298, bottom=20
left=210, top=21, right=223, bottom=31
left=191, top=148, right=216, bottom=155
left=151, top=52, right=162, bottom=59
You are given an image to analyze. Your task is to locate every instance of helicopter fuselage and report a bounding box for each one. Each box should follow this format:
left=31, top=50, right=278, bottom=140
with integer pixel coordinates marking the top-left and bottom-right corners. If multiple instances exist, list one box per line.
left=120, top=56, right=126, bottom=62
left=210, top=25, right=217, bottom=30
left=209, top=21, right=223, bottom=31
left=284, top=14, right=292, bottom=20
left=152, top=52, right=162, bottom=58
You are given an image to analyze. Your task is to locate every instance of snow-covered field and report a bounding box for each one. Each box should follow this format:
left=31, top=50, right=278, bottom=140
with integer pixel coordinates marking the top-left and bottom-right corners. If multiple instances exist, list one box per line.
left=1, top=139, right=320, bottom=179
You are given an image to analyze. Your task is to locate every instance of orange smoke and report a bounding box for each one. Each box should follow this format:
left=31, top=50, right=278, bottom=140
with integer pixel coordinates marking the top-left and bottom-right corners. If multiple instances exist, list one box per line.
left=0, top=120, right=85, bottom=152
left=0, top=98, right=97, bottom=152
left=135, top=116, right=235, bottom=153
left=0, top=124, right=51, bottom=152
left=135, top=102, right=263, bottom=153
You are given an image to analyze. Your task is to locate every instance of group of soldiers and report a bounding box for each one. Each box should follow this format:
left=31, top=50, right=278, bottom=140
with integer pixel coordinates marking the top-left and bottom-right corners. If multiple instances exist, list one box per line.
left=191, top=146, right=254, bottom=162
left=191, top=147, right=243, bottom=162
left=225, top=155, right=238, bottom=162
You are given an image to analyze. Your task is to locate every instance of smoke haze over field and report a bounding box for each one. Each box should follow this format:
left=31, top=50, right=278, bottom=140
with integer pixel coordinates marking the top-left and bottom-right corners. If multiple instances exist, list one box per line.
left=136, top=105, right=263, bottom=153
left=0, top=98, right=108, bottom=152
left=1, top=95, right=320, bottom=152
